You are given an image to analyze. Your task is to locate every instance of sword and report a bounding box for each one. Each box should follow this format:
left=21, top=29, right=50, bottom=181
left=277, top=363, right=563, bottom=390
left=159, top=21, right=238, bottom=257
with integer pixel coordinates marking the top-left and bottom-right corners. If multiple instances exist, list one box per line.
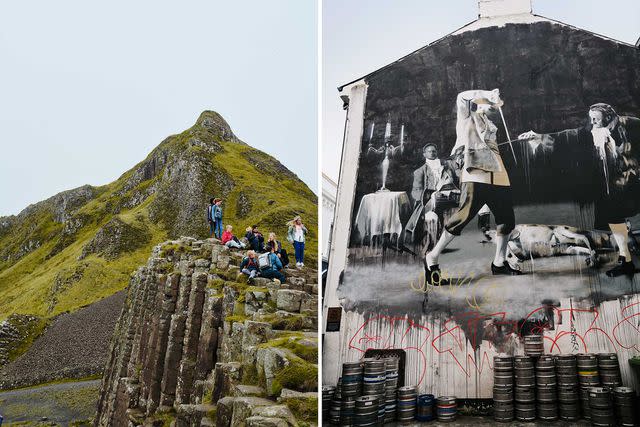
left=498, top=105, right=517, bottom=165
left=497, top=136, right=535, bottom=146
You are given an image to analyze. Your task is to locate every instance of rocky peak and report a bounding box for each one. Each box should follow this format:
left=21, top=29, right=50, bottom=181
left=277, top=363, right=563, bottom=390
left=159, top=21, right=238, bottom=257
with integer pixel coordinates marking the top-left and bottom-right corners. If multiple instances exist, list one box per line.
left=194, top=110, right=243, bottom=144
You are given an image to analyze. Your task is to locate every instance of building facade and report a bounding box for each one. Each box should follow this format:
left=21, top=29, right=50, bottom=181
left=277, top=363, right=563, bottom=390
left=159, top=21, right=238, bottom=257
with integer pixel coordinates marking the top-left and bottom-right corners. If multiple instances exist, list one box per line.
left=323, top=0, right=640, bottom=398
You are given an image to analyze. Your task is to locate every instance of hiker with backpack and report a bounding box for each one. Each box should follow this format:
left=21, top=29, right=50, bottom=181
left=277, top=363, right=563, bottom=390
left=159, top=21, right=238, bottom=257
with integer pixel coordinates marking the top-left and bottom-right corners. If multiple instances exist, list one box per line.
left=222, top=225, right=246, bottom=249
left=267, top=232, right=290, bottom=268
left=207, top=198, right=216, bottom=237
left=240, top=250, right=260, bottom=279
left=258, top=242, right=286, bottom=283
left=287, top=215, right=308, bottom=268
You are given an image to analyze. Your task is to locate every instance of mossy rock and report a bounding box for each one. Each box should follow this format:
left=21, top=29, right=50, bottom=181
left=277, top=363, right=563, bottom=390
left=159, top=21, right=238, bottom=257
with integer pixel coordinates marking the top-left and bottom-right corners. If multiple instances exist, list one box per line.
left=258, top=336, right=317, bottom=364
left=271, top=358, right=317, bottom=396
left=283, top=397, right=318, bottom=424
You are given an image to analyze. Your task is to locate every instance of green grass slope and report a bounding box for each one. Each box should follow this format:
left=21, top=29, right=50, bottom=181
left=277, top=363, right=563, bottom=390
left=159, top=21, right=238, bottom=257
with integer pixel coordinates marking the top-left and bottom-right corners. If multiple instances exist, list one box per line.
left=0, top=111, right=317, bottom=331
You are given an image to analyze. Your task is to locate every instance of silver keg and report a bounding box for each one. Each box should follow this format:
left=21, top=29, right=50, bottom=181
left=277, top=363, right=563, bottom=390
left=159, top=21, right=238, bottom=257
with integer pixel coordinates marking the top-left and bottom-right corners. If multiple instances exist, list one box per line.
left=322, top=385, right=336, bottom=422
left=514, top=401, right=536, bottom=422
left=613, top=386, right=636, bottom=427
left=588, top=386, right=615, bottom=427
left=342, top=361, right=363, bottom=398
left=436, top=396, right=457, bottom=422
left=537, top=402, right=558, bottom=421
left=354, top=395, right=379, bottom=427
left=597, top=353, right=622, bottom=388
left=396, top=386, right=417, bottom=424
left=523, top=334, right=544, bottom=356
left=577, top=353, right=599, bottom=387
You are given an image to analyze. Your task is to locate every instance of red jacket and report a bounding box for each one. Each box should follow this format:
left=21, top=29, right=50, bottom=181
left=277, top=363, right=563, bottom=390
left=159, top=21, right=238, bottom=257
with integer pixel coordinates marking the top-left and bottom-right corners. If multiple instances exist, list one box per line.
left=221, top=230, right=233, bottom=244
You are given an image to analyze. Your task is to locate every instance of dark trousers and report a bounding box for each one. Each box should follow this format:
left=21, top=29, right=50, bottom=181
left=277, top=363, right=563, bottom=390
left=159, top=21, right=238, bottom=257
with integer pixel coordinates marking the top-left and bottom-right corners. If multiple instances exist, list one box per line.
left=293, top=241, right=305, bottom=263
left=445, top=182, right=515, bottom=236
left=280, top=249, right=290, bottom=267
left=261, top=269, right=285, bottom=283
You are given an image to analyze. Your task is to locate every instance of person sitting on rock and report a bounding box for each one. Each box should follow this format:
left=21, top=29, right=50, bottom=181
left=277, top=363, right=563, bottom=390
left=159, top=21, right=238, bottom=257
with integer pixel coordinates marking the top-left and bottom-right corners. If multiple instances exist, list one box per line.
left=260, top=242, right=286, bottom=284
left=252, top=225, right=265, bottom=252
left=267, top=232, right=290, bottom=268
left=221, top=225, right=245, bottom=249
left=245, top=225, right=265, bottom=252
left=240, top=250, right=260, bottom=279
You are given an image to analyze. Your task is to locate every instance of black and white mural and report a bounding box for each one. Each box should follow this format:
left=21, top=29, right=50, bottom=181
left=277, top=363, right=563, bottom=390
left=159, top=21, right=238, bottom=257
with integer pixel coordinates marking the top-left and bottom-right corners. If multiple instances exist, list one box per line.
left=335, top=21, right=640, bottom=396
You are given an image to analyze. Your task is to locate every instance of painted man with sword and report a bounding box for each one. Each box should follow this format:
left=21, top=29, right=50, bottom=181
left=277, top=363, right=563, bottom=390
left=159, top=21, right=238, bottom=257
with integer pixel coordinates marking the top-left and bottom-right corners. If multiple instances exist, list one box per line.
left=424, top=88, right=523, bottom=284
left=518, top=103, right=640, bottom=277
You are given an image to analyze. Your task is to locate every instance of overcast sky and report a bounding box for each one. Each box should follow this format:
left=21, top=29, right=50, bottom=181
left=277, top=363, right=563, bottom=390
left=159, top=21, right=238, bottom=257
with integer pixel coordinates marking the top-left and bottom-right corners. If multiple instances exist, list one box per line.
left=0, top=1, right=317, bottom=216
left=322, top=0, right=640, bottom=182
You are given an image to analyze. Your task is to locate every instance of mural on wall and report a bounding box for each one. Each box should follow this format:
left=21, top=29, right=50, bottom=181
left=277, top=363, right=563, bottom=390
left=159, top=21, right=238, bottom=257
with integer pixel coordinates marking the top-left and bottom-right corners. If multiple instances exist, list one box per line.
left=336, top=21, right=640, bottom=393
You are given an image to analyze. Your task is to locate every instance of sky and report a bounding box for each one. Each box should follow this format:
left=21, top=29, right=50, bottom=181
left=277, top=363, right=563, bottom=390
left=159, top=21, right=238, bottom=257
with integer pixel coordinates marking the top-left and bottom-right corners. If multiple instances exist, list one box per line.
left=0, top=1, right=317, bottom=216
left=322, top=0, right=640, bottom=182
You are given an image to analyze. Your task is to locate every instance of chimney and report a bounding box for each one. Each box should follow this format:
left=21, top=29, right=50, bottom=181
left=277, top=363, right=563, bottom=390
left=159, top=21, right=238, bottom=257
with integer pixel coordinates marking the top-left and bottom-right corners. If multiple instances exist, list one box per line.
left=478, top=0, right=532, bottom=18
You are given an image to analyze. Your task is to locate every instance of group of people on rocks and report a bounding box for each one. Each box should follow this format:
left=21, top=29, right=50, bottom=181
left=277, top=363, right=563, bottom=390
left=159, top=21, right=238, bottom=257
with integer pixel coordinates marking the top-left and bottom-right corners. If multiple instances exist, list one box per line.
left=207, top=197, right=309, bottom=284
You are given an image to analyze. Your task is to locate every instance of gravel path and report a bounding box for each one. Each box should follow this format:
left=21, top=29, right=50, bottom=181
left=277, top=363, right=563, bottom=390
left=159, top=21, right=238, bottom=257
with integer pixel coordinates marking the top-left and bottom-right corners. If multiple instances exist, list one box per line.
left=0, top=379, right=100, bottom=424
left=0, top=291, right=126, bottom=389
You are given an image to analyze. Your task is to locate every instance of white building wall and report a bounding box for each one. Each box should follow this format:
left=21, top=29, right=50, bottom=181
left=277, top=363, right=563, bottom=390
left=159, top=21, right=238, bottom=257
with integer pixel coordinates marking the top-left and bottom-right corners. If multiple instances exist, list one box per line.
left=321, top=174, right=337, bottom=261
left=322, top=82, right=367, bottom=384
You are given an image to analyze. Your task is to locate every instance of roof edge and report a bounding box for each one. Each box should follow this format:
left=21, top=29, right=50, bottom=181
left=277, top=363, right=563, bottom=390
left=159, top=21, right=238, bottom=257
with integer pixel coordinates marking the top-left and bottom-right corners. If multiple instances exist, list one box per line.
left=337, top=14, right=638, bottom=93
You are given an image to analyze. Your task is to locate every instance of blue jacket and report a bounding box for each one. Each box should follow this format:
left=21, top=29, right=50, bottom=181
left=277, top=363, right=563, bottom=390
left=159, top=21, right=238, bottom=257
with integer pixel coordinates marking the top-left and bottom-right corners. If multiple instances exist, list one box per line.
left=214, top=205, right=223, bottom=220
left=268, top=252, right=283, bottom=271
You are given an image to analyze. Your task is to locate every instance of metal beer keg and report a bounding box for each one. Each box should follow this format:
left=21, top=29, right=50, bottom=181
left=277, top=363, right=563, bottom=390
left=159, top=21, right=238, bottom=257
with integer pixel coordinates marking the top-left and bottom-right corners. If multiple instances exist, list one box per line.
left=523, top=334, right=544, bottom=356
left=436, top=396, right=458, bottom=422
left=613, top=386, right=636, bottom=427
left=396, top=386, right=417, bottom=424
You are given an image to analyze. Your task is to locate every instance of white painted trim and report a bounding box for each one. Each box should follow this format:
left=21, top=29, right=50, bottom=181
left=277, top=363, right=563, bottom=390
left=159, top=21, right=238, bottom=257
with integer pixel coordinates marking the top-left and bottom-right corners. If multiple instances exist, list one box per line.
left=322, top=82, right=368, bottom=383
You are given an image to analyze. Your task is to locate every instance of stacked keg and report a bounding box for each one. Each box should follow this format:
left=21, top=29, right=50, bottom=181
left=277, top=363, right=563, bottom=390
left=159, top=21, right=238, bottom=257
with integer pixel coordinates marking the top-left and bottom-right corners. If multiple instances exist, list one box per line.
left=577, top=353, right=599, bottom=420
left=396, top=386, right=417, bottom=424
left=493, top=355, right=514, bottom=422
left=436, top=396, right=458, bottom=422
left=597, top=353, right=622, bottom=388
left=329, top=379, right=342, bottom=426
left=523, top=334, right=544, bottom=356
left=588, top=387, right=615, bottom=426
left=341, top=398, right=356, bottom=426
left=416, top=394, right=436, bottom=422
left=354, top=395, right=379, bottom=427
left=362, top=358, right=386, bottom=424
left=322, top=385, right=336, bottom=423
left=555, top=354, right=580, bottom=421
left=341, top=362, right=362, bottom=426
left=613, top=387, right=636, bottom=426
left=514, top=355, right=536, bottom=421
left=383, top=358, right=399, bottom=423
left=535, top=355, right=558, bottom=421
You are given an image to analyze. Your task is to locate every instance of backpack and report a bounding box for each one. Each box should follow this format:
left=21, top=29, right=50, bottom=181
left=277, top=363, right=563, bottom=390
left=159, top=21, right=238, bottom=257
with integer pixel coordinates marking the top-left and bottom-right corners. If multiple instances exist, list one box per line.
left=258, top=252, right=272, bottom=270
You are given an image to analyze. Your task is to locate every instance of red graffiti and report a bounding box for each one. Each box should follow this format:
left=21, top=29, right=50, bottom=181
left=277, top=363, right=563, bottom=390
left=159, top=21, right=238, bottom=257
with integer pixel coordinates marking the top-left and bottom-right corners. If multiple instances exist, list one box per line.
left=612, top=302, right=640, bottom=351
left=348, top=301, right=640, bottom=379
left=348, top=315, right=431, bottom=385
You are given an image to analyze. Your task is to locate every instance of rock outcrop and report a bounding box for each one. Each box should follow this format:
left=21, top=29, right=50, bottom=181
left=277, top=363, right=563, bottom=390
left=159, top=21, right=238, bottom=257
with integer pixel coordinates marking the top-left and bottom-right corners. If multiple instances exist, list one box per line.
left=0, top=110, right=317, bottom=385
left=95, top=237, right=318, bottom=426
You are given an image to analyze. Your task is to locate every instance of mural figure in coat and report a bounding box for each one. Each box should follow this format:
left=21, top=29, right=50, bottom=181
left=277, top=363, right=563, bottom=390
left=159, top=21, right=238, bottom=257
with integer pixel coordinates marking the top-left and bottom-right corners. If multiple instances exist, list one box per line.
left=403, top=143, right=460, bottom=254
left=518, top=103, right=640, bottom=277
left=424, top=89, right=523, bottom=286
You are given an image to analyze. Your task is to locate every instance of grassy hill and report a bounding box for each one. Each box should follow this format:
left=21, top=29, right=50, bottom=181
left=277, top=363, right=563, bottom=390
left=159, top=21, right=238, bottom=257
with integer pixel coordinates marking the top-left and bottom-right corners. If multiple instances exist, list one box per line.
left=0, top=111, right=317, bottom=323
